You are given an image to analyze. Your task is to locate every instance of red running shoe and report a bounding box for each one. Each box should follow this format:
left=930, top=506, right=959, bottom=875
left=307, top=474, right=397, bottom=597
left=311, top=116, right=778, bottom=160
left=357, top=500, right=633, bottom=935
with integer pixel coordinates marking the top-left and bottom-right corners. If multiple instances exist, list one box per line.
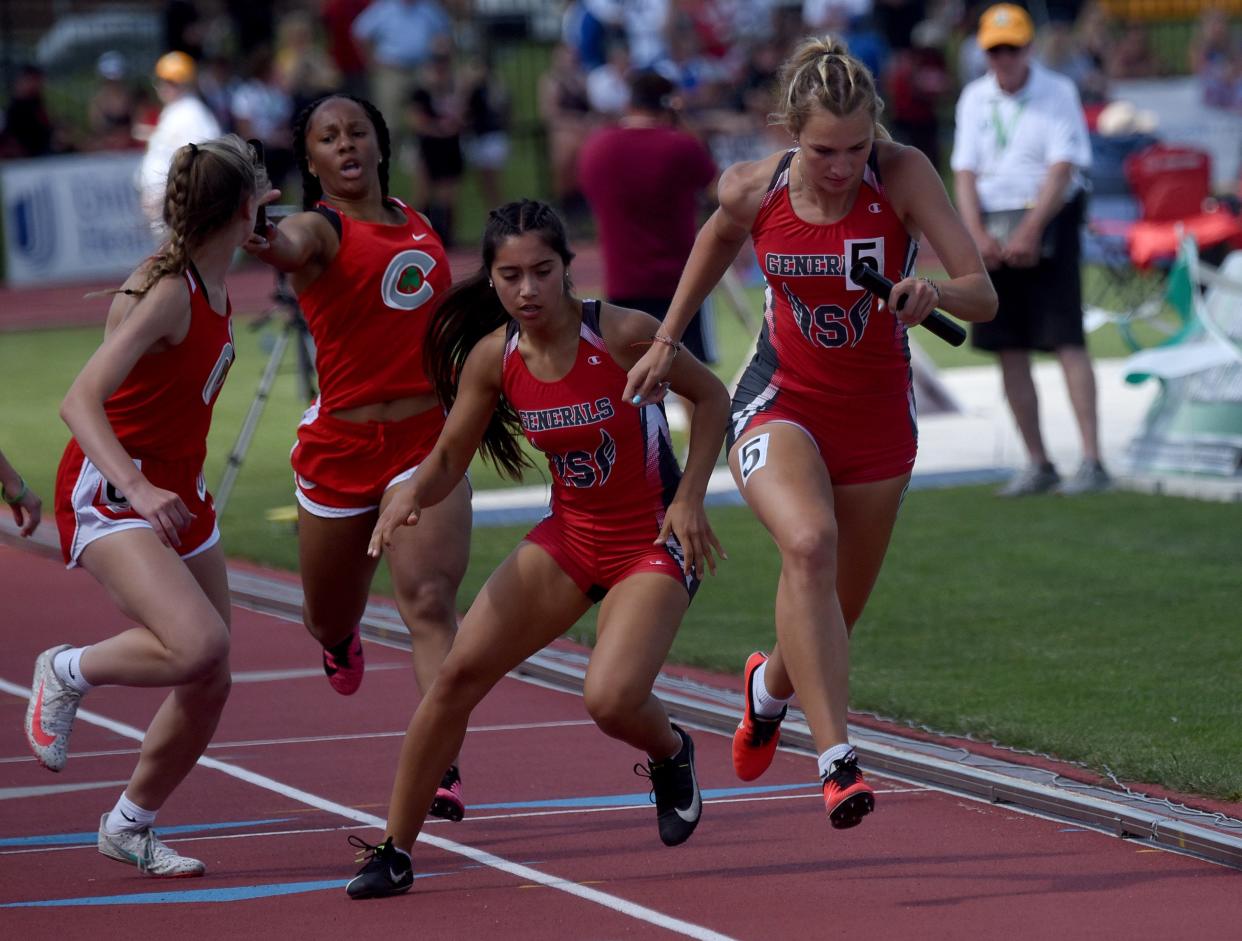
left=731, top=652, right=786, bottom=781
left=430, top=764, right=465, bottom=822
left=322, top=625, right=364, bottom=696
left=822, top=751, right=874, bottom=829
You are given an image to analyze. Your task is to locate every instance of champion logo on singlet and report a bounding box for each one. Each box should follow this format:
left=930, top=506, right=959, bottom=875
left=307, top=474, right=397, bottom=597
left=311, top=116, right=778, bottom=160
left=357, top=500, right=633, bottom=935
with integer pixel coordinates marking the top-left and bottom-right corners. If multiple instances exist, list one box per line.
left=380, top=249, right=438, bottom=311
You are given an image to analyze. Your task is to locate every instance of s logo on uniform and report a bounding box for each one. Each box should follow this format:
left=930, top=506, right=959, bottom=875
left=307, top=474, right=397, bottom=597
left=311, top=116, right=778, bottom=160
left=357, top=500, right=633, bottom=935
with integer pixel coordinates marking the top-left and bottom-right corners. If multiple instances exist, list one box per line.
left=380, top=250, right=437, bottom=310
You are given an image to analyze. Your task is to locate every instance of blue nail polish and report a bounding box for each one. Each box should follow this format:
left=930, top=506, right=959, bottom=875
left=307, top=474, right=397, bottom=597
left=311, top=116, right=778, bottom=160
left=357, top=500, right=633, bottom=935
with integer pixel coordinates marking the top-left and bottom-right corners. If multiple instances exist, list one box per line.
left=630, top=395, right=642, bottom=405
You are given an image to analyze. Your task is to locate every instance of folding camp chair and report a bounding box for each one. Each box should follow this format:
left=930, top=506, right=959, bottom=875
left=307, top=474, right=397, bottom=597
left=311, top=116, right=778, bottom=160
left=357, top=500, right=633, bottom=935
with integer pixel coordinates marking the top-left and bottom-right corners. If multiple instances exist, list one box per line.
left=1082, top=143, right=1242, bottom=350
left=1123, top=143, right=1242, bottom=269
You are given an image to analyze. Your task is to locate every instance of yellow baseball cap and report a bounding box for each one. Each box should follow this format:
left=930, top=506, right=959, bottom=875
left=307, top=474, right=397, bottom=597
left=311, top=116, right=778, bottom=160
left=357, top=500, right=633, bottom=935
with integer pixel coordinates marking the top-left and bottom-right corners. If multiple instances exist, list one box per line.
left=154, top=51, right=196, bottom=85
left=978, top=4, right=1034, bottom=50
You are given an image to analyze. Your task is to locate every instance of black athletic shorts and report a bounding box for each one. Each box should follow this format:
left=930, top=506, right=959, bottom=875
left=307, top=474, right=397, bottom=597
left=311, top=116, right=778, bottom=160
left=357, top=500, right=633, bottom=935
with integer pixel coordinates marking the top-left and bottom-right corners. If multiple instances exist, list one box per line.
left=971, top=192, right=1086, bottom=354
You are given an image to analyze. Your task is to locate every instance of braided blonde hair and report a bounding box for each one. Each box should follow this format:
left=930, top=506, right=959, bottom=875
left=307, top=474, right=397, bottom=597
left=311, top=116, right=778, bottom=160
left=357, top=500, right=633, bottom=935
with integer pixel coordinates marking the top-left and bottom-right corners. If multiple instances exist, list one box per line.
left=773, top=36, right=890, bottom=140
left=130, top=134, right=267, bottom=297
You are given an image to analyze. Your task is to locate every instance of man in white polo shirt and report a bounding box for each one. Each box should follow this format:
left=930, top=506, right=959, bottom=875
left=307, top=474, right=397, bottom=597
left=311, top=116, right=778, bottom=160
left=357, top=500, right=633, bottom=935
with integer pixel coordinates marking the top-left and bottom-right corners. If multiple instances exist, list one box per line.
left=952, top=3, right=1110, bottom=496
left=137, top=51, right=222, bottom=236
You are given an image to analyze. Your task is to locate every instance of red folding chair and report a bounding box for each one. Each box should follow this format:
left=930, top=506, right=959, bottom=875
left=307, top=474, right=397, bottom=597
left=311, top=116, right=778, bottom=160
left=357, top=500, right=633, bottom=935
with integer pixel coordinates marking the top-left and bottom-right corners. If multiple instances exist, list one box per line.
left=1123, top=143, right=1242, bottom=270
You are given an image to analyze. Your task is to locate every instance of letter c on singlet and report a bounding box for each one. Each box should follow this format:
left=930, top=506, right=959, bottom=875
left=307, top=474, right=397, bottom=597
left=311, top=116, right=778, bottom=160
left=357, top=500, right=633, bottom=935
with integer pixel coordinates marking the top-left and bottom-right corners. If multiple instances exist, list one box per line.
left=380, top=250, right=437, bottom=311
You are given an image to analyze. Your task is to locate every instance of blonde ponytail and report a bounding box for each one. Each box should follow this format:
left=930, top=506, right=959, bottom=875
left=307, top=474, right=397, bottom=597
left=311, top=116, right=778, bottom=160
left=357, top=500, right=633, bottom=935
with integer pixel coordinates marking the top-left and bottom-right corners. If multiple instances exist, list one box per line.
left=773, top=35, right=886, bottom=138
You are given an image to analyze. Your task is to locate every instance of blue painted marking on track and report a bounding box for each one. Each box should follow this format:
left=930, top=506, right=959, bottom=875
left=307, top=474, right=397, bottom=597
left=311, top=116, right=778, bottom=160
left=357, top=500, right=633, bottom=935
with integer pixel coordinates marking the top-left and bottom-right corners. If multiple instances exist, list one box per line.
left=1, top=871, right=449, bottom=907
left=0, top=818, right=293, bottom=848
left=471, top=781, right=817, bottom=810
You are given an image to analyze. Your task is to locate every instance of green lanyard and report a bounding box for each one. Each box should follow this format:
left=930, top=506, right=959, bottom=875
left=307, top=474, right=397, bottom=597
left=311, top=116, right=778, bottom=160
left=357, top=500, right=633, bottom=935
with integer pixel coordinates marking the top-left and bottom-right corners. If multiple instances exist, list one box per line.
left=991, top=98, right=1026, bottom=153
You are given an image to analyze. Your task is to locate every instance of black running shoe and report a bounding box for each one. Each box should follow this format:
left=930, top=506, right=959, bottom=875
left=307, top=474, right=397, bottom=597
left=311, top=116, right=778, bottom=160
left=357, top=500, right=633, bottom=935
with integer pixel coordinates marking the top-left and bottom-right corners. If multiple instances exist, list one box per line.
left=429, top=764, right=465, bottom=822
left=345, top=835, right=413, bottom=900
left=635, top=724, right=701, bottom=847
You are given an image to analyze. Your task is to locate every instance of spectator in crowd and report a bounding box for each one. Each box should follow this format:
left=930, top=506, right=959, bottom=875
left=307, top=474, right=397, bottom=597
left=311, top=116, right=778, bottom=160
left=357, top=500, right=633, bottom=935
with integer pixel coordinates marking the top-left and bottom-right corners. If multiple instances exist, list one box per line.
left=563, top=0, right=611, bottom=71
left=461, top=53, right=511, bottom=209
left=1038, top=15, right=1108, bottom=106
left=231, top=47, right=296, bottom=191
left=88, top=52, right=140, bottom=152
left=1190, top=8, right=1241, bottom=110
left=885, top=18, right=951, bottom=169
left=409, top=42, right=465, bottom=245
left=227, top=0, right=276, bottom=58
left=322, top=0, right=371, bottom=99
left=1107, top=22, right=1158, bottom=80
left=138, top=52, right=223, bottom=233
left=197, top=54, right=240, bottom=133
left=275, top=11, right=342, bottom=115
left=0, top=65, right=63, bottom=159
left=1075, top=1, right=1115, bottom=92
left=164, top=0, right=206, bottom=61
left=587, top=0, right=673, bottom=71
left=957, top=14, right=989, bottom=84
left=805, top=2, right=888, bottom=81
left=952, top=4, right=1109, bottom=496
left=578, top=70, right=719, bottom=382
left=703, top=39, right=790, bottom=173
left=587, top=35, right=633, bottom=116
left=873, top=0, right=923, bottom=52
left=351, top=0, right=454, bottom=165
left=537, top=43, right=596, bottom=216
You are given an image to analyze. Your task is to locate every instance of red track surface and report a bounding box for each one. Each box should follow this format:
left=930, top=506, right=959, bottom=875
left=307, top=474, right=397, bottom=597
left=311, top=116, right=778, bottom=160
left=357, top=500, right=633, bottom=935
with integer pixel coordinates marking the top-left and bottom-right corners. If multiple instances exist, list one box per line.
left=1, top=541, right=1238, bottom=939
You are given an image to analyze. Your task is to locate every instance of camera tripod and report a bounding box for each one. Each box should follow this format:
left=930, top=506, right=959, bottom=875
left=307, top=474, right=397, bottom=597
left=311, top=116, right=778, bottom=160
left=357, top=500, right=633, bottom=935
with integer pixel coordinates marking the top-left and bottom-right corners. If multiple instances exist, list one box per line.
left=214, top=269, right=317, bottom=517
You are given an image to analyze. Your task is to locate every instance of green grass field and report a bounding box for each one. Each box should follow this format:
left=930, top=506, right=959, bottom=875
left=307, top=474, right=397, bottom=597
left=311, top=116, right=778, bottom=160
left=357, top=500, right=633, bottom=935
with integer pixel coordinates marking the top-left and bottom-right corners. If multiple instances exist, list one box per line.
left=3, top=293, right=1239, bottom=802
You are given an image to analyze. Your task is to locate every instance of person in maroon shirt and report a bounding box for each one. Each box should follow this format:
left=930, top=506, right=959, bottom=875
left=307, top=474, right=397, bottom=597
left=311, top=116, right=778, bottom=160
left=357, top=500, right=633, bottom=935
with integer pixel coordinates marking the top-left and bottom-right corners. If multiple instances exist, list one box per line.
left=578, top=70, right=718, bottom=364
left=321, top=0, right=371, bottom=98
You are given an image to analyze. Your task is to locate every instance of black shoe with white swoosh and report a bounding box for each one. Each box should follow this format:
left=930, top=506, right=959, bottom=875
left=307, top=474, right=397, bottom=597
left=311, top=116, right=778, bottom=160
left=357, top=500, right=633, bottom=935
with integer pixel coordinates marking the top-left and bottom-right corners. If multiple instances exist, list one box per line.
left=635, top=724, right=702, bottom=847
left=346, top=835, right=413, bottom=900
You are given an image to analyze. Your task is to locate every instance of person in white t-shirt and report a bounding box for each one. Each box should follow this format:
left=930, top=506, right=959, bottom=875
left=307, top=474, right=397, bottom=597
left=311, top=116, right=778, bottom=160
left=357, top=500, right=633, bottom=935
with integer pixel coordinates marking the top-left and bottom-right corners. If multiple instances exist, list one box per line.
left=952, top=4, right=1109, bottom=497
left=138, top=52, right=222, bottom=234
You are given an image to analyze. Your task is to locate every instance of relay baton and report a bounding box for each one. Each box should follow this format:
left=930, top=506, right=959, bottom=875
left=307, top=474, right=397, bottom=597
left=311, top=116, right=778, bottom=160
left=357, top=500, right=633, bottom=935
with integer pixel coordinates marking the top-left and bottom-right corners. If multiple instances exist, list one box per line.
left=849, top=262, right=967, bottom=348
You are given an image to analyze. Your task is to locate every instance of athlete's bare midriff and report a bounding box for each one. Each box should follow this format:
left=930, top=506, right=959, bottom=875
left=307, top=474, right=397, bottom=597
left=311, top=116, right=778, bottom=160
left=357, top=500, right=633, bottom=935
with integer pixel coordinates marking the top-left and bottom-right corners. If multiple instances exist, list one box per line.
left=330, top=392, right=440, bottom=424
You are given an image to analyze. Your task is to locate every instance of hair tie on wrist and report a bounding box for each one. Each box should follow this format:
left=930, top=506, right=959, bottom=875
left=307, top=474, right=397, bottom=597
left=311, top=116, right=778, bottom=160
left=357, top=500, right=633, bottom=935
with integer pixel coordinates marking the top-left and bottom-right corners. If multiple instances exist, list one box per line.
left=920, top=277, right=941, bottom=308
left=2, top=476, right=28, bottom=505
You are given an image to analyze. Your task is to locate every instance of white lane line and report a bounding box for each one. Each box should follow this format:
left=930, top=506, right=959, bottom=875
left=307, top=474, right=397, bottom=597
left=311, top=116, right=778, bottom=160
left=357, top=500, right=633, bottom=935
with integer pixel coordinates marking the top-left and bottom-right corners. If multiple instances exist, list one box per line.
left=231, top=664, right=406, bottom=683
left=207, top=719, right=598, bottom=751
left=0, top=780, right=130, bottom=800
left=0, top=719, right=600, bottom=764
left=0, top=678, right=737, bottom=941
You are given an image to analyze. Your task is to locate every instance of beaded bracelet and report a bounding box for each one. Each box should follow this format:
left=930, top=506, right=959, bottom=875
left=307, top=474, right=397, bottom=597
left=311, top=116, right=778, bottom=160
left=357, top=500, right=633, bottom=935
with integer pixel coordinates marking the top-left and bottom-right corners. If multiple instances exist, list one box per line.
left=650, top=333, right=681, bottom=358
left=2, top=476, right=28, bottom=505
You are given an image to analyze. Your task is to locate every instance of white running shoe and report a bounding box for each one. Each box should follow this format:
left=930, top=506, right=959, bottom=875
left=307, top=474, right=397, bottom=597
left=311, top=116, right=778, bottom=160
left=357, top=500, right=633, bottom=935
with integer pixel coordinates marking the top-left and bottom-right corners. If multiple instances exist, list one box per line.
left=25, top=645, right=82, bottom=772
left=97, top=814, right=206, bottom=877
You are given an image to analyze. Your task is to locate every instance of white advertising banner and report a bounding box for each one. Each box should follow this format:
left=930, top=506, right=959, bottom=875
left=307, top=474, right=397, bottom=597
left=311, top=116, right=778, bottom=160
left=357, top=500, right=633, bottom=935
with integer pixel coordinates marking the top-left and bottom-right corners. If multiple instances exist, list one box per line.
left=1, top=151, right=155, bottom=287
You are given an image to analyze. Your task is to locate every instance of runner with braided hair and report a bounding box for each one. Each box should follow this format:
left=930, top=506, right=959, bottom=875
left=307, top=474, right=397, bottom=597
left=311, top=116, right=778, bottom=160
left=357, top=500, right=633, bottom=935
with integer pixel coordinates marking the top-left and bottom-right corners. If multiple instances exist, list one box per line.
left=28, top=134, right=272, bottom=878
left=250, top=94, right=469, bottom=821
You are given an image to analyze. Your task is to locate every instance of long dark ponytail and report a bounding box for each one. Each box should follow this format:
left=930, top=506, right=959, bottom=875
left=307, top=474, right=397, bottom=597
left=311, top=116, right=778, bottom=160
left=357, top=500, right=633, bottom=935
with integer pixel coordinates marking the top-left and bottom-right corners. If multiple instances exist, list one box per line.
left=292, top=94, right=392, bottom=210
left=424, top=199, right=576, bottom=480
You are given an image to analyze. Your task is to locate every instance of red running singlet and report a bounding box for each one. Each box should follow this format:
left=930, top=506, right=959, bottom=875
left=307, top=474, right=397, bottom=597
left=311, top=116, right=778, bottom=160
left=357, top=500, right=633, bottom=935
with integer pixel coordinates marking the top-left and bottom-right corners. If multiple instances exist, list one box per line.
left=502, top=301, right=696, bottom=600
left=297, top=199, right=452, bottom=412
left=100, top=265, right=235, bottom=463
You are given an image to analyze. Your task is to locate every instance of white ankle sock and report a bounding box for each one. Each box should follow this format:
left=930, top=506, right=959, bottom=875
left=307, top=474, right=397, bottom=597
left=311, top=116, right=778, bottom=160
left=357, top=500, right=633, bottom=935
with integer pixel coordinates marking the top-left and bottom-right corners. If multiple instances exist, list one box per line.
left=817, top=744, right=855, bottom=780
left=52, top=647, right=94, bottom=694
left=105, top=793, right=158, bottom=834
left=751, top=661, right=792, bottom=718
